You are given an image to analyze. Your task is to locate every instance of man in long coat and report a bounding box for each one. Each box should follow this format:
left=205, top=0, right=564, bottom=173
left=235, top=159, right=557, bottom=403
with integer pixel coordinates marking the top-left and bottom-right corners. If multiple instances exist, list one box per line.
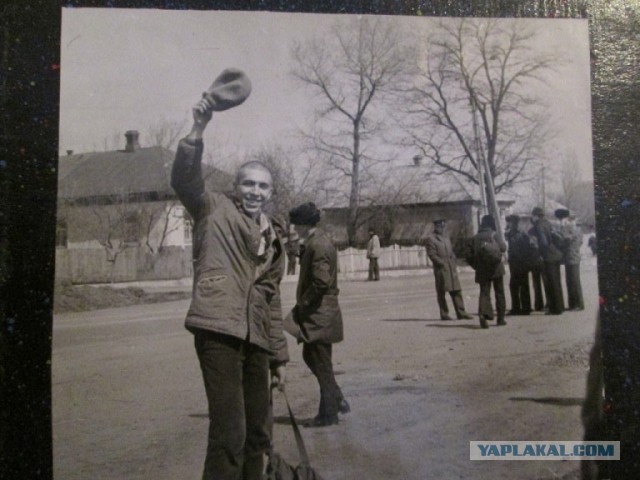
left=288, top=202, right=349, bottom=427
left=531, top=207, right=565, bottom=315
left=425, top=219, right=473, bottom=321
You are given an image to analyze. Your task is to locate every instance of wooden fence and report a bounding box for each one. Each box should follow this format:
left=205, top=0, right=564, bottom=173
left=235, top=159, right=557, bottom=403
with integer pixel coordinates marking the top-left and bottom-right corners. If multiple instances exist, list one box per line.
left=56, top=246, right=193, bottom=284
left=337, top=244, right=430, bottom=274
left=56, top=244, right=433, bottom=284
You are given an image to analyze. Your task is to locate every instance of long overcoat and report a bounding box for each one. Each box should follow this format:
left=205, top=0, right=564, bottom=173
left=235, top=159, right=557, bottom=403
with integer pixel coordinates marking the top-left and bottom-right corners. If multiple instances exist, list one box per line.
left=294, top=228, right=343, bottom=344
left=425, top=233, right=461, bottom=292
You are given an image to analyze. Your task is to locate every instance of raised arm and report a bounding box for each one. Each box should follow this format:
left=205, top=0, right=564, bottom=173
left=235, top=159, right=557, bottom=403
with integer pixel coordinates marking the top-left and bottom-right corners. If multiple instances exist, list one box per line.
left=170, top=99, right=214, bottom=219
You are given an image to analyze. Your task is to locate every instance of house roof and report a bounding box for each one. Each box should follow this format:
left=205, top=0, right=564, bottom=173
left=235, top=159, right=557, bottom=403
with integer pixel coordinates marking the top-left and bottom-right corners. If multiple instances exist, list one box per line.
left=58, top=147, right=233, bottom=201
left=58, top=147, right=176, bottom=200
left=319, top=165, right=514, bottom=209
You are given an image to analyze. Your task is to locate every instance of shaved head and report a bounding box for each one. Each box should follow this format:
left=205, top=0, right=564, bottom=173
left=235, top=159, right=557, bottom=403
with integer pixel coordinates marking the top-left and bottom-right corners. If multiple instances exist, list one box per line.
left=235, top=161, right=273, bottom=185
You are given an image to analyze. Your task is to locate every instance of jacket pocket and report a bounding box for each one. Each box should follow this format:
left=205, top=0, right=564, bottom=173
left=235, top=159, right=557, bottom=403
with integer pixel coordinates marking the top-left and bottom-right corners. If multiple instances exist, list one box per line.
left=191, top=271, right=235, bottom=319
left=197, top=273, right=229, bottom=295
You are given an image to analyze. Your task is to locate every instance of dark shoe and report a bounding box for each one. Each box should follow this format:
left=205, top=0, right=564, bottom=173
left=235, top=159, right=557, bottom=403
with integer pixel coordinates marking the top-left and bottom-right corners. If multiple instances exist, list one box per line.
left=570, top=306, right=585, bottom=311
left=441, top=315, right=453, bottom=321
left=458, top=314, right=473, bottom=320
left=482, top=315, right=494, bottom=321
left=479, top=317, right=489, bottom=329
left=338, top=399, right=351, bottom=414
left=521, top=311, right=531, bottom=316
left=497, top=319, right=507, bottom=326
left=305, top=414, right=339, bottom=428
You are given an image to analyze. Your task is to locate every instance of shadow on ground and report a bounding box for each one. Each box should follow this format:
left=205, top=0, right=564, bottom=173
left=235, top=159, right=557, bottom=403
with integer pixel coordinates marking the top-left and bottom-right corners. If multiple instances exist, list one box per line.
left=424, top=323, right=481, bottom=330
left=509, top=396, right=584, bottom=407
left=381, top=318, right=429, bottom=322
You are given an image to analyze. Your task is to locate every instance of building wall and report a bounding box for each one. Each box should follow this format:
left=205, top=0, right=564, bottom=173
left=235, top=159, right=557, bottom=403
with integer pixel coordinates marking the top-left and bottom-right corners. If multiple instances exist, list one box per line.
left=56, top=199, right=193, bottom=284
left=322, top=203, right=477, bottom=251
left=321, top=201, right=511, bottom=254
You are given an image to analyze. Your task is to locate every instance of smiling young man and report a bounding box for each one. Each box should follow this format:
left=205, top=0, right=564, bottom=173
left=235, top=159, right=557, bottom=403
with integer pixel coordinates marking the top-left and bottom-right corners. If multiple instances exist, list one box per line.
left=170, top=78, right=288, bottom=480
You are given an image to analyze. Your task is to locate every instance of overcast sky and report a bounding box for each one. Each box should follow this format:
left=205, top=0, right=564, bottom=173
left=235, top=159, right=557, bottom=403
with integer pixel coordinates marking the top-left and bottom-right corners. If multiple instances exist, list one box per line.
left=59, top=9, right=593, bottom=182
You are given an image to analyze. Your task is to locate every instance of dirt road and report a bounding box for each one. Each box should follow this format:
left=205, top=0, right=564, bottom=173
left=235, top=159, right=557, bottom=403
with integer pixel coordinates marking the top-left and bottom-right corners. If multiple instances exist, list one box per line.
left=53, top=259, right=598, bottom=479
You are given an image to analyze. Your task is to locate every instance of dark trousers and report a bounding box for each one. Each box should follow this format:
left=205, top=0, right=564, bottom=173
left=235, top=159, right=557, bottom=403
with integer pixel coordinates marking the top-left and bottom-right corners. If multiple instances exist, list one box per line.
left=530, top=265, right=545, bottom=311
left=368, top=257, right=380, bottom=281
left=509, top=266, right=531, bottom=314
left=565, top=263, right=584, bottom=310
left=302, top=342, right=344, bottom=418
left=478, top=277, right=506, bottom=321
left=286, top=254, right=297, bottom=275
left=543, top=261, right=565, bottom=314
left=194, top=331, right=270, bottom=480
left=435, top=285, right=468, bottom=319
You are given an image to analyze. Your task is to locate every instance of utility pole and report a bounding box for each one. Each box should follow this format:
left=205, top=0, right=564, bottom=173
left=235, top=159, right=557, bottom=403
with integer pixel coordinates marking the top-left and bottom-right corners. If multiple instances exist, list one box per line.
left=470, top=96, right=503, bottom=242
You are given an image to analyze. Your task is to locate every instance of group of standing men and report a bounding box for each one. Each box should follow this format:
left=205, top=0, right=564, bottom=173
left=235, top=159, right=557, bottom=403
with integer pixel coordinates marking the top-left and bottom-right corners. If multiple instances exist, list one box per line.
left=424, top=206, right=585, bottom=330
left=171, top=70, right=347, bottom=480
left=506, top=207, right=585, bottom=317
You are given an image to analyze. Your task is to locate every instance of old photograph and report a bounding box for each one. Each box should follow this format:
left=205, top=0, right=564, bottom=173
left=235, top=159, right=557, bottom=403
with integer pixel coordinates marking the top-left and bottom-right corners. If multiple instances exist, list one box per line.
left=54, top=8, right=596, bottom=479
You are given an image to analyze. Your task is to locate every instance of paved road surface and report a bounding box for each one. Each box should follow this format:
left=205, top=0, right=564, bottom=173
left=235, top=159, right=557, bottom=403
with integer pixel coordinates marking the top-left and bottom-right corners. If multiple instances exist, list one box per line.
left=53, top=259, right=598, bottom=479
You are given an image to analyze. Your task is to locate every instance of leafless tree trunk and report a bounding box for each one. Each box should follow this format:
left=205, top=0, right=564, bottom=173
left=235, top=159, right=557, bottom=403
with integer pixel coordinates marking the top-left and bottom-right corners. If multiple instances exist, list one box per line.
left=556, top=152, right=581, bottom=210
left=290, top=17, right=415, bottom=246
left=403, top=18, right=560, bottom=236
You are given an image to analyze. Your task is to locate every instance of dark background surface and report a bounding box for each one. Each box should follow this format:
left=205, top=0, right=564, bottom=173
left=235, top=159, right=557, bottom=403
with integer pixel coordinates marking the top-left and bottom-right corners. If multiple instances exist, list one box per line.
left=1, top=1, right=638, bottom=478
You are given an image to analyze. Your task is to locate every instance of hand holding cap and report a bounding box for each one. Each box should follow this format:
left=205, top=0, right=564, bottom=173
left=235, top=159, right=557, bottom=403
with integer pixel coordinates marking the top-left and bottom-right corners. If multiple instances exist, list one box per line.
left=201, top=68, right=252, bottom=112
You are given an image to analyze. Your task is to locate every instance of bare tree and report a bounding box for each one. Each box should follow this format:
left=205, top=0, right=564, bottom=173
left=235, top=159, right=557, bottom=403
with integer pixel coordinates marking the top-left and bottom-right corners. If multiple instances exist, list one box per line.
left=58, top=192, right=181, bottom=283
left=290, top=17, right=415, bottom=246
left=145, top=117, right=188, bottom=150
left=88, top=195, right=174, bottom=282
left=556, top=151, right=582, bottom=209
left=403, top=18, right=559, bottom=225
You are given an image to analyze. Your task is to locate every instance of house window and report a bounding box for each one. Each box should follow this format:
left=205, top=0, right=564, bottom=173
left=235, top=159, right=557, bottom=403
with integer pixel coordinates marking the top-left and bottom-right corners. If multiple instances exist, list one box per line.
left=56, top=220, right=68, bottom=247
left=124, top=211, right=141, bottom=245
left=183, top=214, right=193, bottom=244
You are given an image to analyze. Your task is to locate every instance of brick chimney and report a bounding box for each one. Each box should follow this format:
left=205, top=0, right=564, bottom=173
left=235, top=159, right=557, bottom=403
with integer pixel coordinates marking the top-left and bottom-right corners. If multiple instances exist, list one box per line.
left=66, top=150, right=73, bottom=156
left=413, top=155, right=423, bottom=167
left=124, top=130, right=140, bottom=152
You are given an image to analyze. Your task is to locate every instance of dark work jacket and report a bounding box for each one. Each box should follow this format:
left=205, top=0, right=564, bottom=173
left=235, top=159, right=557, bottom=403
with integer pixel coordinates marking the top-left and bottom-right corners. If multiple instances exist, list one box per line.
left=295, top=228, right=343, bottom=344
left=171, top=137, right=288, bottom=365
left=532, top=218, right=564, bottom=263
left=472, top=227, right=507, bottom=284
left=505, top=228, right=531, bottom=273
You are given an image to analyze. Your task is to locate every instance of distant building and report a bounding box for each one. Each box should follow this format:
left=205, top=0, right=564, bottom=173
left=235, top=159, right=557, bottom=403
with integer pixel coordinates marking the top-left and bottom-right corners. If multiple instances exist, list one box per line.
left=56, top=130, right=232, bottom=283
left=317, top=167, right=515, bottom=254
